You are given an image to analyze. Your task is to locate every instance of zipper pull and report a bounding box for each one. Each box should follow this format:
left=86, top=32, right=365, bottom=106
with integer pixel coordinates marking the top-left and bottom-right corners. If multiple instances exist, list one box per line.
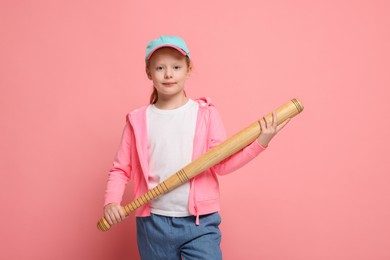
left=195, top=207, right=200, bottom=225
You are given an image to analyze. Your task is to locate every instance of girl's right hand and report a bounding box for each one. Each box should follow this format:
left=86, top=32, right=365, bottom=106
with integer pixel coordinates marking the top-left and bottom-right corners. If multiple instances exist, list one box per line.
left=104, top=203, right=127, bottom=225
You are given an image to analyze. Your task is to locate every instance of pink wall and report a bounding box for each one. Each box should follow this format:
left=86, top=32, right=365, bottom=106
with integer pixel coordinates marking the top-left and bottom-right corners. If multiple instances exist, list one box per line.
left=1, top=1, right=389, bottom=259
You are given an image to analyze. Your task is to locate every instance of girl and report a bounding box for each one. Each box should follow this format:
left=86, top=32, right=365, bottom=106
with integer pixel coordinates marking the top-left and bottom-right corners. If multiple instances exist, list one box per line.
left=103, top=35, right=289, bottom=259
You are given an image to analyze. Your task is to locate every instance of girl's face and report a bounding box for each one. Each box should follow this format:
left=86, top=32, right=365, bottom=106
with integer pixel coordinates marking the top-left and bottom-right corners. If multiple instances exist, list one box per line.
left=146, top=47, right=191, bottom=101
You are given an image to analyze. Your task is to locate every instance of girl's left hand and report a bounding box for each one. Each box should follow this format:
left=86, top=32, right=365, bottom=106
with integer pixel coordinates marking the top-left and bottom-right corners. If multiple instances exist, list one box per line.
left=257, top=111, right=290, bottom=148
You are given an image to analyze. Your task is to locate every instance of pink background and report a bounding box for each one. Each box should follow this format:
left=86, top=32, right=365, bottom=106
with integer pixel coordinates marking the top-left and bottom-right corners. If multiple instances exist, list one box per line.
left=1, top=1, right=389, bottom=259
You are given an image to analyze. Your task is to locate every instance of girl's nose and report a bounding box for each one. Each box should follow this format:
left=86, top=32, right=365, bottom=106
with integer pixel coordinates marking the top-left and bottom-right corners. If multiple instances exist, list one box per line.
left=164, top=69, right=173, bottom=78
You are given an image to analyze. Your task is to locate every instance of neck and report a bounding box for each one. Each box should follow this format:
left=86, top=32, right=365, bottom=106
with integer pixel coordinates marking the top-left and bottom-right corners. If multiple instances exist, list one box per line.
left=154, top=93, right=188, bottom=110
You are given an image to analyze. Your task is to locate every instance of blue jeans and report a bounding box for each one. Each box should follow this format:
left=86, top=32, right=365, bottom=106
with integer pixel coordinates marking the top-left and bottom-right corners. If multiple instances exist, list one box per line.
left=136, top=213, right=222, bottom=260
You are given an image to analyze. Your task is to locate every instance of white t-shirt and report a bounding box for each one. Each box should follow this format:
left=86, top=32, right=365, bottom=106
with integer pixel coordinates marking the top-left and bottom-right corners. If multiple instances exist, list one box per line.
left=146, top=99, right=199, bottom=217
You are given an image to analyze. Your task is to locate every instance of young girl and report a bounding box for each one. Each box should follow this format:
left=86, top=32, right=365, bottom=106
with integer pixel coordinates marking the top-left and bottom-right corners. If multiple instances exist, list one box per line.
left=103, top=35, right=289, bottom=259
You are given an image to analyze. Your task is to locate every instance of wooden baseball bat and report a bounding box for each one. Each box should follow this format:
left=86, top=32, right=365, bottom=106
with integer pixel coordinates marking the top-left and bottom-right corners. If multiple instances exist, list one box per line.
left=97, top=98, right=304, bottom=232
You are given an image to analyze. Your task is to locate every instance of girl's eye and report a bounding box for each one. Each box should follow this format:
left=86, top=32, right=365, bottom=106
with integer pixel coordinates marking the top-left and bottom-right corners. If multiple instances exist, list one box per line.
left=156, top=66, right=164, bottom=71
left=173, top=66, right=181, bottom=70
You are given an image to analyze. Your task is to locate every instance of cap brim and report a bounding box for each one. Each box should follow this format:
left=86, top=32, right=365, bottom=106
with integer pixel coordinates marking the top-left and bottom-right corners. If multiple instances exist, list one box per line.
left=146, top=44, right=187, bottom=61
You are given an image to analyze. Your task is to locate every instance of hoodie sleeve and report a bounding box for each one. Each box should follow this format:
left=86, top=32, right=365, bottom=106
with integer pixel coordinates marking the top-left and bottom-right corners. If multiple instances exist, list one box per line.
left=104, top=121, right=132, bottom=206
left=208, top=106, right=266, bottom=176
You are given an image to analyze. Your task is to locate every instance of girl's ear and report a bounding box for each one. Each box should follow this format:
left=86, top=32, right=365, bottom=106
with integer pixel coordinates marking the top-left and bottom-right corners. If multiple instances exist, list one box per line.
left=145, top=66, right=152, bottom=80
left=186, top=64, right=192, bottom=78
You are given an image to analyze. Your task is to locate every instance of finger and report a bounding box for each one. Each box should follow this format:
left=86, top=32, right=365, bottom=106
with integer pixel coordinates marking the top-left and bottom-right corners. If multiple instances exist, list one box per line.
left=259, top=117, right=266, bottom=131
left=112, top=209, right=124, bottom=223
left=272, top=111, right=278, bottom=127
left=119, top=207, right=127, bottom=221
left=104, top=212, right=114, bottom=225
left=108, top=212, right=119, bottom=224
left=260, top=117, right=266, bottom=129
left=114, top=206, right=127, bottom=222
left=111, top=213, right=119, bottom=224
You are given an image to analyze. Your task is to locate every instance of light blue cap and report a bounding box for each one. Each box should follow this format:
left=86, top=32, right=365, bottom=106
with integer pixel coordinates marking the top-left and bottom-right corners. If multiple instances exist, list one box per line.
left=145, top=36, right=190, bottom=61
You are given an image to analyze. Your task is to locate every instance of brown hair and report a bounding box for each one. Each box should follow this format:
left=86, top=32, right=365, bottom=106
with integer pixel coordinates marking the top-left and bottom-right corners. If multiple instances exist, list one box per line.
left=147, top=56, right=191, bottom=104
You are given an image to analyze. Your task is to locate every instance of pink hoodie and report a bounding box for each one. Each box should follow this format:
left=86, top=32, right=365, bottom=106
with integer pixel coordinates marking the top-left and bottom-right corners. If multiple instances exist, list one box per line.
left=104, top=97, right=265, bottom=224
